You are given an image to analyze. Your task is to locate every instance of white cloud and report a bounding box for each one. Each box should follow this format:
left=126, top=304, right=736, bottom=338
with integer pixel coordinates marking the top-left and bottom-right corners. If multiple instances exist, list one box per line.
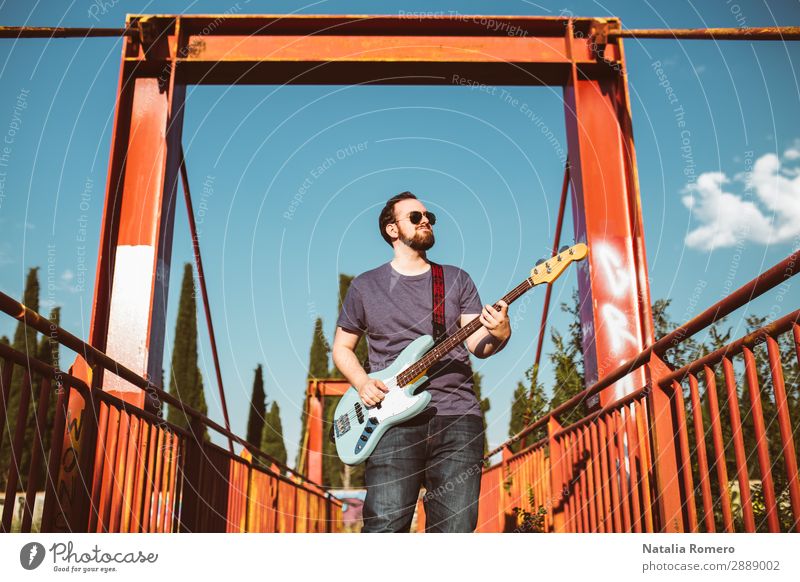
left=682, top=146, right=800, bottom=250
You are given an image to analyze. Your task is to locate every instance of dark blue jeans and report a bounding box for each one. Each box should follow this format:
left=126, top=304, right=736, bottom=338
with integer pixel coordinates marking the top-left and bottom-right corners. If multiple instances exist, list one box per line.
left=361, top=412, right=484, bottom=533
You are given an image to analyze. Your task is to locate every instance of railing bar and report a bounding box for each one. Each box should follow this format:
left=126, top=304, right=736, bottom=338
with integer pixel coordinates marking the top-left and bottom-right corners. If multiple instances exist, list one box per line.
left=634, top=399, right=655, bottom=532
left=671, top=380, right=698, bottom=532
left=40, top=380, right=71, bottom=532
left=703, top=365, right=734, bottom=532
left=614, top=411, right=632, bottom=532
left=21, top=375, right=53, bottom=532
left=122, top=415, right=139, bottom=533
left=85, top=392, right=103, bottom=533
left=765, top=334, right=800, bottom=531
left=624, top=406, right=643, bottom=533
left=597, top=415, right=613, bottom=533
left=589, top=423, right=606, bottom=532
left=584, top=426, right=598, bottom=532
left=742, top=346, right=781, bottom=532
left=575, top=432, right=587, bottom=532
left=605, top=415, right=622, bottom=532
left=98, top=406, right=121, bottom=532
left=129, top=420, right=148, bottom=533
left=723, top=356, right=756, bottom=532
left=688, top=373, right=715, bottom=532
left=143, top=422, right=159, bottom=532
left=167, top=432, right=180, bottom=533
left=109, top=410, right=131, bottom=532
left=577, top=429, right=589, bottom=532
left=1, top=369, right=32, bottom=533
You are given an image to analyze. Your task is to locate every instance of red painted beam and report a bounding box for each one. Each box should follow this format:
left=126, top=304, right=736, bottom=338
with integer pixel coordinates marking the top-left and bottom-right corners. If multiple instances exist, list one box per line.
left=563, top=26, right=652, bottom=410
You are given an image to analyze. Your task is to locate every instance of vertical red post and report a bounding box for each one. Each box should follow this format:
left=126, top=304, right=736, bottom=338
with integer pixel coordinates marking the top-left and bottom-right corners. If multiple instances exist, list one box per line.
left=307, top=382, right=324, bottom=485
left=548, top=416, right=566, bottom=532
left=563, top=22, right=654, bottom=410
left=55, top=18, right=186, bottom=532
left=646, top=353, right=686, bottom=532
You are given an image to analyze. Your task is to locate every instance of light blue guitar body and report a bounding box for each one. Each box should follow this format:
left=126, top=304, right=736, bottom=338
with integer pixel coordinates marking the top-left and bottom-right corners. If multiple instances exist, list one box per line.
left=332, top=335, right=433, bottom=465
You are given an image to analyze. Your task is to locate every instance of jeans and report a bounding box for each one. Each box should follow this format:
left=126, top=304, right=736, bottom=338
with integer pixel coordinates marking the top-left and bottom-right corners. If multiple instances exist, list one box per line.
left=361, top=412, right=485, bottom=533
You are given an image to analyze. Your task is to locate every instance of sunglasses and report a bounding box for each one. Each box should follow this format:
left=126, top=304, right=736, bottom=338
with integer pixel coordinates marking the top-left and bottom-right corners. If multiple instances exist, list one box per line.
left=396, top=211, right=436, bottom=226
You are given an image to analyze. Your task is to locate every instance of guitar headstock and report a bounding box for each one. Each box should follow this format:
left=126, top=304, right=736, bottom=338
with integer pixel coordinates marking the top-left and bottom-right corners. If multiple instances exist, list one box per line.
left=529, top=243, right=588, bottom=285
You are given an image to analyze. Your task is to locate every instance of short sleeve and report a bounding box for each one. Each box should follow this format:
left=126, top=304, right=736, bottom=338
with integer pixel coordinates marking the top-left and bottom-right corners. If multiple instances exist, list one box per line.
left=459, top=270, right=483, bottom=315
left=336, top=282, right=367, bottom=334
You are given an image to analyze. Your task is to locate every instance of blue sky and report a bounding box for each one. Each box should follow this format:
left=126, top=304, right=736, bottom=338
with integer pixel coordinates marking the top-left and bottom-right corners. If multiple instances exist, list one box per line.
left=1, top=0, right=799, bottom=466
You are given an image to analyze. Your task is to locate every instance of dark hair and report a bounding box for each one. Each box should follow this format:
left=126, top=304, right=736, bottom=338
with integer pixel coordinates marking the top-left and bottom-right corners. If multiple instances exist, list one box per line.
left=378, top=191, right=417, bottom=246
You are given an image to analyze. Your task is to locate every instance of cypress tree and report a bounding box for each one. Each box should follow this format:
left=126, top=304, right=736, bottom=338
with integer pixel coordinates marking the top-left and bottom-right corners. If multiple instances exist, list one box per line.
left=166, top=263, right=208, bottom=442
left=330, top=274, right=369, bottom=376
left=0, top=267, right=40, bottom=491
left=473, top=370, right=491, bottom=455
left=261, top=401, right=288, bottom=467
left=309, top=318, right=330, bottom=379
left=246, top=364, right=266, bottom=448
left=20, top=307, right=61, bottom=491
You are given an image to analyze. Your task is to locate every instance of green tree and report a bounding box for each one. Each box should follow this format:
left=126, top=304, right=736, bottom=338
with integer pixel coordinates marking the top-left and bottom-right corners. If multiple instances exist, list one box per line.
left=547, top=290, right=586, bottom=426
left=261, top=401, right=288, bottom=467
left=0, top=267, right=40, bottom=491
left=330, top=274, right=369, bottom=377
left=19, top=307, right=61, bottom=492
left=508, top=364, right=548, bottom=453
left=473, top=370, right=491, bottom=455
left=508, top=382, right=529, bottom=453
left=166, top=263, right=208, bottom=442
left=246, top=364, right=266, bottom=448
left=308, top=317, right=330, bottom=379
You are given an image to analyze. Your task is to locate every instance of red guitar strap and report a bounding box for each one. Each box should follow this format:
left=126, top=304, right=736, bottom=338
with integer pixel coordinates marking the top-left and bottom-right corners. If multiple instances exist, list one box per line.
left=430, top=261, right=446, bottom=346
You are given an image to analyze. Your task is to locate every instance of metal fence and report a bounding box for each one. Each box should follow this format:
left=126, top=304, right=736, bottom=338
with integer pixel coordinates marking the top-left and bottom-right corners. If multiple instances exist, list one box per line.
left=0, top=292, right=342, bottom=533
left=477, top=251, right=800, bottom=533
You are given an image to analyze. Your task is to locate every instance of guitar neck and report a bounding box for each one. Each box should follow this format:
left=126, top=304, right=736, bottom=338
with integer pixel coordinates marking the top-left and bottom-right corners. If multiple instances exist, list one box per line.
left=396, top=276, right=534, bottom=387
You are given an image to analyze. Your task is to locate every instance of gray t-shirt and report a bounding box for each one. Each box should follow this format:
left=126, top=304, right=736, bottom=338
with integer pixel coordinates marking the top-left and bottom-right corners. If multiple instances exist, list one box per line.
left=336, top=261, right=484, bottom=416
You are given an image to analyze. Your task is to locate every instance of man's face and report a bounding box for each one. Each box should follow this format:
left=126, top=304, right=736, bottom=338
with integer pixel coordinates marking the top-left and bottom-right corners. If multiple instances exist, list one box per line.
left=391, top=199, right=435, bottom=251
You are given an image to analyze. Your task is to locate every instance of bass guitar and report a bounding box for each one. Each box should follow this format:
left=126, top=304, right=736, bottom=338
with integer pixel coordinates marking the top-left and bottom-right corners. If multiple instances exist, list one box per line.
left=332, top=243, right=588, bottom=465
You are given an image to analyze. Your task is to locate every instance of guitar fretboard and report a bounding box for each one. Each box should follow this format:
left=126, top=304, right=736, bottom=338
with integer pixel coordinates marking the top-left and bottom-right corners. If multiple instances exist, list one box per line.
left=395, top=276, right=534, bottom=387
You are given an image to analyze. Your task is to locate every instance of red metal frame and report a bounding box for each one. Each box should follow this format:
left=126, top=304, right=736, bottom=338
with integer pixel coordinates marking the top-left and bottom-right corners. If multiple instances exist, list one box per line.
left=55, top=13, right=653, bottom=529
left=300, top=379, right=351, bottom=484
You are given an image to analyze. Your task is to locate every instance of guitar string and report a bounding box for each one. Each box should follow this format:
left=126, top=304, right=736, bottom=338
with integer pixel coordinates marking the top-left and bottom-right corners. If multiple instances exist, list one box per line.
left=332, top=278, right=534, bottom=430
left=334, top=277, right=537, bottom=430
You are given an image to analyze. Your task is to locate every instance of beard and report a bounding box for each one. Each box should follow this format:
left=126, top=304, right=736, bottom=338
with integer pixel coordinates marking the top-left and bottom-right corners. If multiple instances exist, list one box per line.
left=400, top=227, right=435, bottom=251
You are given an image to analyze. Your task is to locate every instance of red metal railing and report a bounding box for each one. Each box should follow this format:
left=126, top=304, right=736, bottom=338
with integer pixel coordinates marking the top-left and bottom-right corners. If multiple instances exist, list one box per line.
left=477, top=250, right=800, bottom=533
left=0, top=292, right=342, bottom=533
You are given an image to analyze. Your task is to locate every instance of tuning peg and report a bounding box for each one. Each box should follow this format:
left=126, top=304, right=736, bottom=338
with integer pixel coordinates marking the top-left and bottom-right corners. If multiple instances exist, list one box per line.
left=535, top=258, right=546, bottom=266
left=559, top=245, right=569, bottom=253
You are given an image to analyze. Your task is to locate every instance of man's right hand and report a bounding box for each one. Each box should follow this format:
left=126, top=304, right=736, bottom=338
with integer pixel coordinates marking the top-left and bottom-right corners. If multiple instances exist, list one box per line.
left=357, top=378, right=390, bottom=407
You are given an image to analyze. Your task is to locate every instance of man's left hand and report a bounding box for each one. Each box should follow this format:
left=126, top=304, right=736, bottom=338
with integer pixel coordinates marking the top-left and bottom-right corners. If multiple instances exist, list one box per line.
left=479, top=300, right=510, bottom=342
